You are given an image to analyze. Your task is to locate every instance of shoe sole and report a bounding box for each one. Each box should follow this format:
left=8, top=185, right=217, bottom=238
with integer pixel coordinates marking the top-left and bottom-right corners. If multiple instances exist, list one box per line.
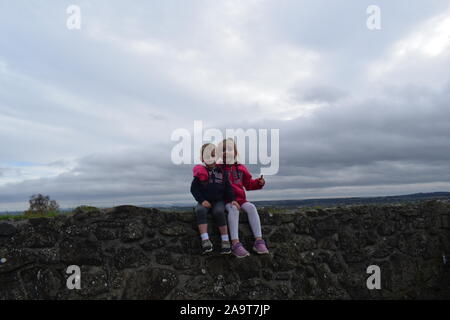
left=253, top=247, right=269, bottom=255
left=233, top=252, right=250, bottom=258
left=220, top=251, right=232, bottom=255
left=202, top=248, right=213, bottom=254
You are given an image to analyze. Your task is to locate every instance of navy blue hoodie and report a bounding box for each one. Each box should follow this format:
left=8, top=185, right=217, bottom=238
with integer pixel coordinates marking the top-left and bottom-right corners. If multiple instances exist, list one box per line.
left=190, top=165, right=235, bottom=203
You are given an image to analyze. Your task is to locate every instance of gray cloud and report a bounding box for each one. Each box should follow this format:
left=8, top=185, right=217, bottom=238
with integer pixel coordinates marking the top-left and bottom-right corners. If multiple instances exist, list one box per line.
left=1, top=1, right=450, bottom=210
left=293, top=85, right=347, bottom=103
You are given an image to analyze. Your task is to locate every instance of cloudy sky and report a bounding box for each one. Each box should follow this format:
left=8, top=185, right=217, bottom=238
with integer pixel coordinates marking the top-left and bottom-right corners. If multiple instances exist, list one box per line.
left=1, top=0, right=450, bottom=211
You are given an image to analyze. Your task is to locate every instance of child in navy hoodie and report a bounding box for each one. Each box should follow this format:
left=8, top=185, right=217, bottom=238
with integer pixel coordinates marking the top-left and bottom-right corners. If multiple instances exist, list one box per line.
left=190, top=143, right=239, bottom=254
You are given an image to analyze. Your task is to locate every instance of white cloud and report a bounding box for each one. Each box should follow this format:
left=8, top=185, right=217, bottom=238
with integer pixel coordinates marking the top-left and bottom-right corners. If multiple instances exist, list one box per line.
left=1, top=1, right=450, bottom=211
left=368, top=9, right=450, bottom=88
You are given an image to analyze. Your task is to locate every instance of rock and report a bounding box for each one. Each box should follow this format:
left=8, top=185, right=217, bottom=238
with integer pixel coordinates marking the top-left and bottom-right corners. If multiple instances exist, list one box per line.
left=398, top=232, right=428, bottom=257
left=94, top=227, right=120, bottom=240
left=373, top=241, right=393, bottom=259
left=294, top=215, right=311, bottom=234
left=399, top=208, right=420, bottom=217
left=155, top=249, right=174, bottom=265
left=317, top=234, right=338, bottom=250
left=343, top=248, right=366, bottom=263
left=231, top=256, right=262, bottom=280
left=122, top=267, right=178, bottom=299
left=328, top=253, right=346, bottom=273
left=240, top=278, right=276, bottom=300
left=20, top=230, right=58, bottom=248
left=19, top=267, right=63, bottom=299
left=204, top=256, right=232, bottom=277
left=35, top=247, right=60, bottom=264
left=176, top=211, right=196, bottom=223
left=113, top=246, right=146, bottom=270
left=77, top=266, right=110, bottom=298
left=223, top=282, right=240, bottom=298
left=96, top=221, right=124, bottom=228
left=62, top=223, right=94, bottom=238
left=11, top=219, right=60, bottom=248
left=159, top=225, right=186, bottom=236
left=60, top=238, right=103, bottom=266
left=269, top=226, right=291, bottom=242
left=144, top=214, right=165, bottom=227
left=293, top=235, right=317, bottom=251
left=0, top=271, right=26, bottom=299
left=1, top=201, right=449, bottom=299
left=146, top=229, right=156, bottom=238
left=377, top=222, right=396, bottom=236
left=279, top=213, right=296, bottom=224
left=73, top=206, right=101, bottom=220
left=140, top=238, right=166, bottom=251
left=111, top=205, right=148, bottom=218
left=0, top=223, right=18, bottom=237
left=163, top=212, right=178, bottom=223
left=0, top=248, right=37, bottom=272
left=275, top=272, right=292, bottom=280
left=312, top=216, right=338, bottom=237
left=270, top=247, right=297, bottom=271
left=174, top=256, right=200, bottom=271
left=121, top=222, right=144, bottom=242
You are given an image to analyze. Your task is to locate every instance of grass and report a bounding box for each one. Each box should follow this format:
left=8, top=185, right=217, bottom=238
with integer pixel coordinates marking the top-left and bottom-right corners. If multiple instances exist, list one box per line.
left=0, top=205, right=108, bottom=221
left=74, top=205, right=100, bottom=214
left=0, top=210, right=69, bottom=221
left=266, top=207, right=288, bottom=214
left=294, top=205, right=324, bottom=212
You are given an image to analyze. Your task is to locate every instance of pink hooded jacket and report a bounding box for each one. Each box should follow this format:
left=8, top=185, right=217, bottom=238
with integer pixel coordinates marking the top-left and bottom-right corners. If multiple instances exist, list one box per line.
left=219, top=163, right=264, bottom=205
left=192, top=165, right=209, bottom=182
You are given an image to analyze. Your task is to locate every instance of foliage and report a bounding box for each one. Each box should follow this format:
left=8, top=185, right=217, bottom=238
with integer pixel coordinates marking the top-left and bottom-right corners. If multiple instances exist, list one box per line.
left=24, top=193, right=60, bottom=217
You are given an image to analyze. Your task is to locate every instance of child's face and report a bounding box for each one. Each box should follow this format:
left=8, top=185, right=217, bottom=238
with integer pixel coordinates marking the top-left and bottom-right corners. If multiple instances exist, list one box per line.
left=203, top=149, right=216, bottom=167
left=222, top=143, right=235, bottom=164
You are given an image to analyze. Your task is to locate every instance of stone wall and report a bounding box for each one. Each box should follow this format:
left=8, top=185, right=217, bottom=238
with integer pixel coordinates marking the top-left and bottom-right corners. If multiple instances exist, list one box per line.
left=1, top=200, right=449, bottom=299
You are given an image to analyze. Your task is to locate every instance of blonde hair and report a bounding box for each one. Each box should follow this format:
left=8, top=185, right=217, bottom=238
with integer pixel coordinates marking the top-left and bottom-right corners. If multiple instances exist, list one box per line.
left=217, top=138, right=238, bottom=163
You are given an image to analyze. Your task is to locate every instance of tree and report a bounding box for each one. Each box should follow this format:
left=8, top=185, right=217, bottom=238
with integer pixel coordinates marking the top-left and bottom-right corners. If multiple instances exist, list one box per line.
left=26, top=194, right=60, bottom=216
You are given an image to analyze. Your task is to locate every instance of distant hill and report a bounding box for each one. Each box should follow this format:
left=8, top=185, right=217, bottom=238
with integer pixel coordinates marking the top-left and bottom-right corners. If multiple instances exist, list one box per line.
left=1, top=192, right=449, bottom=214
left=252, top=192, right=450, bottom=208
left=158, top=192, right=450, bottom=211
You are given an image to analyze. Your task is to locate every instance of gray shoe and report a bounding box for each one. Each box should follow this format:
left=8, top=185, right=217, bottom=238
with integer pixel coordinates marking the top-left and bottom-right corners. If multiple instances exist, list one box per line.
left=201, top=239, right=213, bottom=254
left=220, top=241, right=231, bottom=255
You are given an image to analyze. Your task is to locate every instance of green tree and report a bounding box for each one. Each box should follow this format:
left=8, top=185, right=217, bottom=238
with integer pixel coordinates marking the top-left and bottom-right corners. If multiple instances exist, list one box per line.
left=25, top=194, right=60, bottom=216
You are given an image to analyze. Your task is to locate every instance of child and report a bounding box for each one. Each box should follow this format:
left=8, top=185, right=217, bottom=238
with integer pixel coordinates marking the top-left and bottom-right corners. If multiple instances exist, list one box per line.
left=217, top=138, right=269, bottom=258
left=190, top=143, right=240, bottom=255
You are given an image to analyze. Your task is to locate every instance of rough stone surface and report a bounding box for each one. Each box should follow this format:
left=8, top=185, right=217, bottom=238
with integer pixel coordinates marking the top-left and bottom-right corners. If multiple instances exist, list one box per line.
left=0, top=200, right=449, bottom=300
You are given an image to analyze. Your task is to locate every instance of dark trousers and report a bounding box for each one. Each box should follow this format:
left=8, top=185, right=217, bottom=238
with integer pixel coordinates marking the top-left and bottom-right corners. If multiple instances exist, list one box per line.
left=195, top=201, right=227, bottom=227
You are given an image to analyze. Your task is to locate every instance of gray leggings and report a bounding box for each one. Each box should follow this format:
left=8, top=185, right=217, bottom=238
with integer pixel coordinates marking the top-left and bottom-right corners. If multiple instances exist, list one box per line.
left=226, top=202, right=262, bottom=240
left=195, top=201, right=227, bottom=227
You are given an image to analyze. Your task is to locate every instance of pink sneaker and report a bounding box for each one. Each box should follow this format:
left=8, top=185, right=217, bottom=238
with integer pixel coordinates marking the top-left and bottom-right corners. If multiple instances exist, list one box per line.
left=253, top=239, right=269, bottom=254
left=232, top=242, right=250, bottom=258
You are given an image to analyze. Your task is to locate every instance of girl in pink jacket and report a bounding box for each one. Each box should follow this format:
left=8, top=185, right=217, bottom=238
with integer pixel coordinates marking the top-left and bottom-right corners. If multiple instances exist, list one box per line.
left=218, top=138, right=270, bottom=258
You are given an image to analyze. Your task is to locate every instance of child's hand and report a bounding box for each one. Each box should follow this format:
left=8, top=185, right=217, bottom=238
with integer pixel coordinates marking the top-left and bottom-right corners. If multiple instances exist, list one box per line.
left=231, top=201, right=240, bottom=210
left=202, top=200, right=212, bottom=208
left=257, top=175, right=265, bottom=186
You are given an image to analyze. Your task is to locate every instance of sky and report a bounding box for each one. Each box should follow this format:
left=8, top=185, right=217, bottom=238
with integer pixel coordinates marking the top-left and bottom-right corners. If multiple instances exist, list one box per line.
left=1, top=0, right=450, bottom=211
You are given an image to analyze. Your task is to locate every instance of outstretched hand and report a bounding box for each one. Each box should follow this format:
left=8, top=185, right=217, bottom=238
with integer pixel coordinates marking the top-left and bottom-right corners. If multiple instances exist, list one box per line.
left=257, top=175, right=265, bottom=186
